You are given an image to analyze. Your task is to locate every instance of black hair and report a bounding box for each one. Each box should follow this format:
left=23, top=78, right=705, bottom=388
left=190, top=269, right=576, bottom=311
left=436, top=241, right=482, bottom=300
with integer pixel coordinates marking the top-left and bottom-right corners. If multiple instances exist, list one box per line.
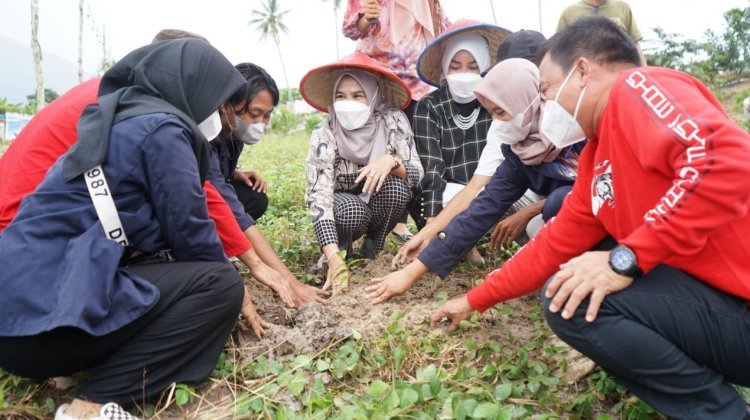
left=227, top=63, right=280, bottom=113
left=546, top=16, right=640, bottom=70
left=496, top=30, right=547, bottom=65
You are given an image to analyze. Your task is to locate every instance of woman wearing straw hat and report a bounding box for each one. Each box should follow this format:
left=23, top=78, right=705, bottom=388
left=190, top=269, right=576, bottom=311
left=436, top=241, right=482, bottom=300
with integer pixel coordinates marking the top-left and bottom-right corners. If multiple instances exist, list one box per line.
left=342, top=0, right=451, bottom=243
left=410, top=20, right=509, bottom=262
left=300, top=52, right=424, bottom=294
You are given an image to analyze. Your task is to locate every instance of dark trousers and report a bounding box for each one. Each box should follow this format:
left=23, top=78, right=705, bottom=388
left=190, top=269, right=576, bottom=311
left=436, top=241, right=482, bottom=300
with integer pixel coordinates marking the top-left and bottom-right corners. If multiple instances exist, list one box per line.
left=541, top=185, right=571, bottom=221
left=0, top=261, right=243, bottom=406
left=334, top=176, right=411, bottom=258
left=230, top=180, right=269, bottom=221
left=542, top=245, right=750, bottom=419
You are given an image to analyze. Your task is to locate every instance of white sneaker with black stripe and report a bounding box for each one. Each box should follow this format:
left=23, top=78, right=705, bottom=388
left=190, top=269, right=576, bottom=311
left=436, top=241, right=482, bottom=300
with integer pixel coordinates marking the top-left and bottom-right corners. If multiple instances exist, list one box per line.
left=54, top=402, right=140, bottom=420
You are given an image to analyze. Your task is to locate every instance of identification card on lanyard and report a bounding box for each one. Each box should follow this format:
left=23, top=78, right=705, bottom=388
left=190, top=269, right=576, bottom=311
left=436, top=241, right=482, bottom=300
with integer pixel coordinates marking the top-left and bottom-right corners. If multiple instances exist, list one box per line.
left=84, top=165, right=129, bottom=246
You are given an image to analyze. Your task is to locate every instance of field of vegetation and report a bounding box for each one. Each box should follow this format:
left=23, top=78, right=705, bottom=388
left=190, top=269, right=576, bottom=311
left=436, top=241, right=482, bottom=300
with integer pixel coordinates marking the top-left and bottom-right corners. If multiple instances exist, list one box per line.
left=0, top=80, right=748, bottom=419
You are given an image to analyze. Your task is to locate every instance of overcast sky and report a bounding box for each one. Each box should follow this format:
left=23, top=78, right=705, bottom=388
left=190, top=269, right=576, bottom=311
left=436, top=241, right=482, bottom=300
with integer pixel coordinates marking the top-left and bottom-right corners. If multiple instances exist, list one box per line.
left=1, top=0, right=748, bottom=95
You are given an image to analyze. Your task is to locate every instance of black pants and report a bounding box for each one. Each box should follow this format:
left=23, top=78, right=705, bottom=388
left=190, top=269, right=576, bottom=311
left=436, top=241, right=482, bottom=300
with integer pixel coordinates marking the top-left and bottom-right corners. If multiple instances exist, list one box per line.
left=333, top=176, right=411, bottom=258
left=0, top=261, right=243, bottom=406
left=230, top=180, right=268, bottom=221
left=542, top=245, right=750, bottom=419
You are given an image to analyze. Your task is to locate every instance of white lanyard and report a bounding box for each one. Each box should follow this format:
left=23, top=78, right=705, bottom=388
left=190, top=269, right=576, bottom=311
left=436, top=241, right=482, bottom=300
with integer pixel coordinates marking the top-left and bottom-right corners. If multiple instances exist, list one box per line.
left=84, top=165, right=129, bottom=246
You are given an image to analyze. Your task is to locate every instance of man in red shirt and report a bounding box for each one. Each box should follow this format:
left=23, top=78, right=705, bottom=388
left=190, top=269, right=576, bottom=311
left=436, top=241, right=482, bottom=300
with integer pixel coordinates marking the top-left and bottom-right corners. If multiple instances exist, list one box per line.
left=431, top=17, right=750, bottom=418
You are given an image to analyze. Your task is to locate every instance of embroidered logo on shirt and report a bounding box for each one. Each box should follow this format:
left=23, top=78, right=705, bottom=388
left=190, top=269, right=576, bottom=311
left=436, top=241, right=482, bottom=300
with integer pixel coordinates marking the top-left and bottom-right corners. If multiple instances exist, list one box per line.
left=591, top=160, right=614, bottom=215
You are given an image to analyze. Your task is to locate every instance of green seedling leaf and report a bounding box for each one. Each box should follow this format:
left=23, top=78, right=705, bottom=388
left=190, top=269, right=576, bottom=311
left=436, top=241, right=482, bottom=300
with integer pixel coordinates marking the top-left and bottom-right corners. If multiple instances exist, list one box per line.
left=416, top=364, right=437, bottom=382
left=472, top=402, right=501, bottom=418
left=400, top=387, right=419, bottom=408
left=366, top=380, right=389, bottom=399
left=288, top=371, right=309, bottom=396
left=494, top=383, right=512, bottom=401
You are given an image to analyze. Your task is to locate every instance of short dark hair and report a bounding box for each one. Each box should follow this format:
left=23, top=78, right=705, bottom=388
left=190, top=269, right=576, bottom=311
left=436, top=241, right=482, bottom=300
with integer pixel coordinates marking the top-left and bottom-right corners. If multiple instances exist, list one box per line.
left=151, top=29, right=209, bottom=44
left=546, top=16, right=640, bottom=70
left=227, top=63, right=280, bottom=111
left=496, top=30, right=547, bottom=65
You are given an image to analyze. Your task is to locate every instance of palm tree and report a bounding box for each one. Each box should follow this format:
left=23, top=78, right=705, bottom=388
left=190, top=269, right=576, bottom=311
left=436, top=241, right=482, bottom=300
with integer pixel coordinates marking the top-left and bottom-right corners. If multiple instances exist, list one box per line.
left=250, top=0, right=293, bottom=104
left=322, top=0, right=343, bottom=59
left=31, top=0, right=45, bottom=112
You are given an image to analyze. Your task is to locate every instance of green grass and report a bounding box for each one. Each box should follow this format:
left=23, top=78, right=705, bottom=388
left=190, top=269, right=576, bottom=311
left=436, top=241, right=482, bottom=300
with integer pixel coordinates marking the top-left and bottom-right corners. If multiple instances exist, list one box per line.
left=0, top=132, right=665, bottom=419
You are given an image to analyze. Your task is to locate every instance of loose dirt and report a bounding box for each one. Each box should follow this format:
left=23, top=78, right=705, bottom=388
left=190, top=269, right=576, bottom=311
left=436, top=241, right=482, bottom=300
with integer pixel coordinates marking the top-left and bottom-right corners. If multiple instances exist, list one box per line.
left=235, top=253, right=594, bottom=384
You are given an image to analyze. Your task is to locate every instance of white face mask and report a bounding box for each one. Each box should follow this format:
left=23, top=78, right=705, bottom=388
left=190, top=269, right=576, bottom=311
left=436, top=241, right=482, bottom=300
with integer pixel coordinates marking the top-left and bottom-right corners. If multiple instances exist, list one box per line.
left=446, top=72, right=482, bottom=104
left=489, top=96, right=539, bottom=145
left=197, top=110, right=222, bottom=141
left=333, top=100, right=371, bottom=130
left=229, top=111, right=266, bottom=146
left=539, top=65, right=587, bottom=148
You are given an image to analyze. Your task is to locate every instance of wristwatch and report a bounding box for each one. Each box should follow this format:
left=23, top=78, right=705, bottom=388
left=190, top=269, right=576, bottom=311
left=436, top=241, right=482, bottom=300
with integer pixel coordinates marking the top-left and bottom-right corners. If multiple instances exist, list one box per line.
left=608, top=244, right=642, bottom=277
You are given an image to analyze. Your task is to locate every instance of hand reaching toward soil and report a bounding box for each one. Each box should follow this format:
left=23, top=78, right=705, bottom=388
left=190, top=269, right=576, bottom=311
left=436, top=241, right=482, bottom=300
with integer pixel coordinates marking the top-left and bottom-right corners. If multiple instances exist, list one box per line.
left=430, top=295, right=474, bottom=331
left=322, top=253, right=350, bottom=296
left=239, top=287, right=270, bottom=339
left=366, top=268, right=418, bottom=304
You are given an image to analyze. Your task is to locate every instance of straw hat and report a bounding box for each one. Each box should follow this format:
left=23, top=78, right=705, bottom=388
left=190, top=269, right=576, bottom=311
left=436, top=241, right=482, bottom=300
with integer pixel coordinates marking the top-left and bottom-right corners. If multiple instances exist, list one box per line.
left=300, top=51, right=412, bottom=113
left=417, top=19, right=511, bottom=87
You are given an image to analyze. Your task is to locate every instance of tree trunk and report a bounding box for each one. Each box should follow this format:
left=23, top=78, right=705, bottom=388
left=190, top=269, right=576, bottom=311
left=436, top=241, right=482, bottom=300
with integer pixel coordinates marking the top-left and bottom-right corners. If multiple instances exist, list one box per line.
left=275, top=38, right=292, bottom=105
left=78, top=0, right=84, bottom=83
left=31, top=0, right=45, bottom=112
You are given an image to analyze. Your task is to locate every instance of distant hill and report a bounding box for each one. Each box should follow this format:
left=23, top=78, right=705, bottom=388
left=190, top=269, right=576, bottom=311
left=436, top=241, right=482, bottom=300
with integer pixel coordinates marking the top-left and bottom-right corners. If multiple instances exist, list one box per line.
left=0, top=35, right=94, bottom=105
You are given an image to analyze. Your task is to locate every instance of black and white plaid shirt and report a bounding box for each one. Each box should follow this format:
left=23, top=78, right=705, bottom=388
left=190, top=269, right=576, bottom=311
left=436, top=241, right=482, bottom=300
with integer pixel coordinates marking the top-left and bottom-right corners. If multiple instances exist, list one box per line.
left=412, top=85, right=491, bottom=217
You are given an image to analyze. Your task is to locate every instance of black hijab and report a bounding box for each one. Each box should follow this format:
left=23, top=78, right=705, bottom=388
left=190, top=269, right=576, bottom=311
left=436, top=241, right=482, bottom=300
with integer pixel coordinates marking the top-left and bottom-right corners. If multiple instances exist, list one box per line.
left=62, top=38, right=246, bottom=183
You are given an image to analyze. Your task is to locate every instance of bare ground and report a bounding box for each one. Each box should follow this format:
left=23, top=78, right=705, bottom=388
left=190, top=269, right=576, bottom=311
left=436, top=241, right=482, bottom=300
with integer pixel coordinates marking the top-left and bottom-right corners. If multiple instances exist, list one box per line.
left=234, top=253, right=595, bottom=384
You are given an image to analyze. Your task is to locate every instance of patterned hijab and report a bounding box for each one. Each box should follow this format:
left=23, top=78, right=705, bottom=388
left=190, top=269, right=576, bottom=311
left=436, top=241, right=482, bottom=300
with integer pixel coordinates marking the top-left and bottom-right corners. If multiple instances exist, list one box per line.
left=330, top=71, right=390, bottom=165
left=390, top=0, right=435, bottom=44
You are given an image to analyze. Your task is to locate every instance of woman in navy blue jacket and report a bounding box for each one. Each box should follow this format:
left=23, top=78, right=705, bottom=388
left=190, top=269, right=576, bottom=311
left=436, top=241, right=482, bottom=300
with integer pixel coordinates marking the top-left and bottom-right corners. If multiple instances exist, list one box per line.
left=0, top=39, right=266, bottom=419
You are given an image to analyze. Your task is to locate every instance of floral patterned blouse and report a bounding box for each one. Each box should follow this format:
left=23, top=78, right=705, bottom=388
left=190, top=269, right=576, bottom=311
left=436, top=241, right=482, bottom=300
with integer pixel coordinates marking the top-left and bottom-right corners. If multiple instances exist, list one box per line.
left=305, top=108, right=424, bottom=247
left=342, top=0, right=451, bottom=100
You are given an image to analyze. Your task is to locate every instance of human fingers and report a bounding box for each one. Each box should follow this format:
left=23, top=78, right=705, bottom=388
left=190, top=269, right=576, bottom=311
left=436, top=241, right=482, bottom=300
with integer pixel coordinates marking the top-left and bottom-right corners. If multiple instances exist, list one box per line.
left=429, top=307, right=447, bottom=328
left=544, top=264, right=574, bottom=300
left=365, top=277, right=383, bottom=292
left=490, top=223, right=504, bottom=250
left=375, top=171, right=387, bottom=192
left=239, top=171, right=254, bottom=187
left=585, top=288, right=607, bottom=323
left=559, top=280, right=594, bottom=320
left=547, top=270, right=582, bottom=314
left=370, top=286, right=394, bottom=304
left=354, top=167, right=368, bottom=184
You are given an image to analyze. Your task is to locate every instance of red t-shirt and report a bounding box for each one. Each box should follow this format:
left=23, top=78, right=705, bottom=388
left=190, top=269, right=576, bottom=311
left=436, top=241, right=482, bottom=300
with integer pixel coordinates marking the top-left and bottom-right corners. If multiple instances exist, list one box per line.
left=467, top=67, right=750, bottom=312
left=0, top=79, right=251, bottom=256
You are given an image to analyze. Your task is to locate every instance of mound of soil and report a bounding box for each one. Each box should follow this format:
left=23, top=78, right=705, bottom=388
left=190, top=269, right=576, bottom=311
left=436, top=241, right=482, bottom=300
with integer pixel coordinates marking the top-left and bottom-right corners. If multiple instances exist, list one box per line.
left=236, top=253, right=594, bottom=383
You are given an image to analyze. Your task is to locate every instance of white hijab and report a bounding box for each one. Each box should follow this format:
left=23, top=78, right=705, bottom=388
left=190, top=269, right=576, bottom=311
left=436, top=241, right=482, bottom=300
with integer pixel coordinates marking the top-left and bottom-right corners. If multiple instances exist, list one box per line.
left=440, top=33, right=491, bottom=77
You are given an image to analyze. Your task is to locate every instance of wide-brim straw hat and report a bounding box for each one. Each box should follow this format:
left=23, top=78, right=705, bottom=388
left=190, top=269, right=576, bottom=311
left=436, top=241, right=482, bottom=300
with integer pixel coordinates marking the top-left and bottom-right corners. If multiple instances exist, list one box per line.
left=300, top=51, right=412, bottom=113
left=417, top=19, right=511, bottom=87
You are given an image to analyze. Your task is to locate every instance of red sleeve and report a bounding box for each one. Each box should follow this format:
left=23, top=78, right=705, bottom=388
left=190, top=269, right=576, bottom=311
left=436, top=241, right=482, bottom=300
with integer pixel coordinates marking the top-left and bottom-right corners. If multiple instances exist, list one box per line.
left=204, top=181, right=251, bottom=257
left=617, top=70, right=750, bottom=272
left=466, top=145, right=609, bottom=312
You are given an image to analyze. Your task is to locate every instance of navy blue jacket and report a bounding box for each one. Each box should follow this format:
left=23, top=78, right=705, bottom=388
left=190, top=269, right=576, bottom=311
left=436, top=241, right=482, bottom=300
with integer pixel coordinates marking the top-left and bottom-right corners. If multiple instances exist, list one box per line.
left=207, top=134, right=254, bottom=230
left=0, top=114, right=226, bottom=337
left=418, top=144, right=578, bottom=277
